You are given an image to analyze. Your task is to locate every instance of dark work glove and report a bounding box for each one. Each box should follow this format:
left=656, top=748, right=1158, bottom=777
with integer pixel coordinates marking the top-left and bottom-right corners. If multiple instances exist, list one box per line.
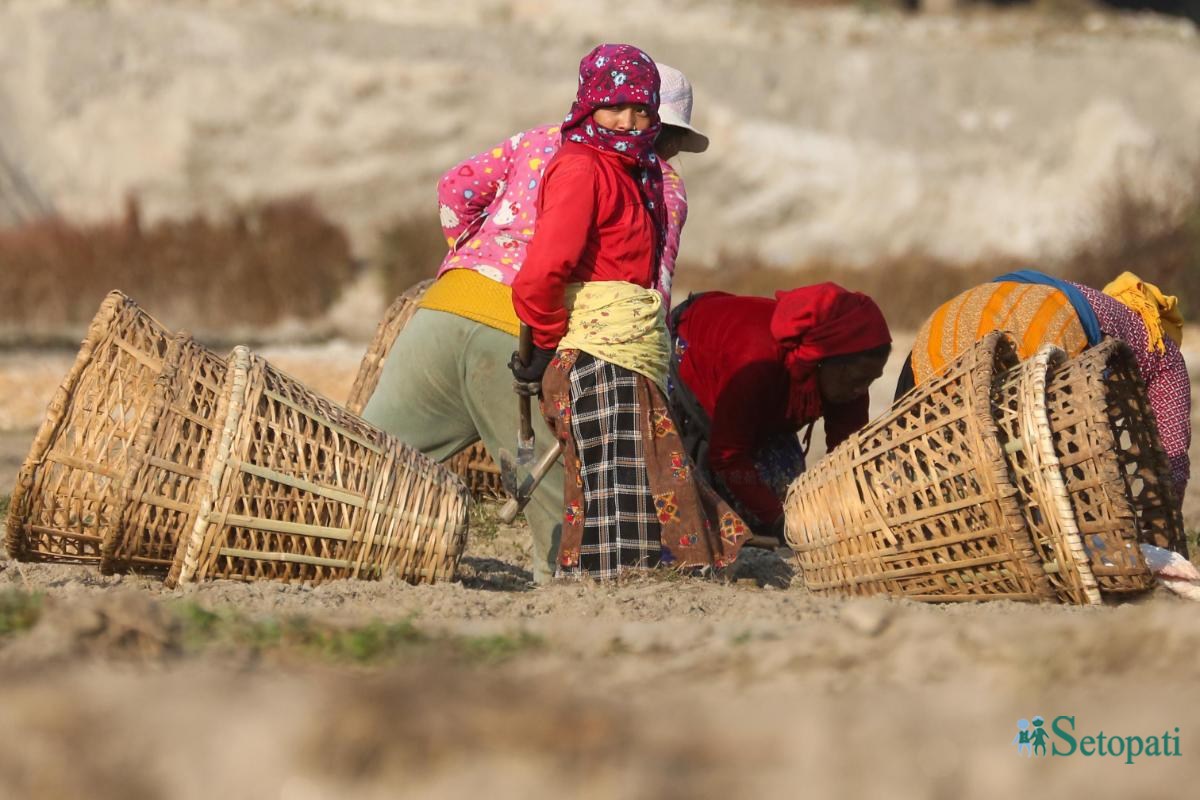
left=509, top=345, right=556, bottom=394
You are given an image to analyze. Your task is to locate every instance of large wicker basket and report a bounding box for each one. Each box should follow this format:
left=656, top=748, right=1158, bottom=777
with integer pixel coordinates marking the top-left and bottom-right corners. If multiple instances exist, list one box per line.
left=1041, top=339, right=1180, bottom=592
left=6, top=292, right=225, bottom=572
left=107, top=333, right=228, bottom=573
left=169, top=347, right=470, bottom=587
left=784, top=332, right=1056, bottom=602
left=446, top=445, right=505, bottom=498
left=993, top=347, right=1100, bottom=605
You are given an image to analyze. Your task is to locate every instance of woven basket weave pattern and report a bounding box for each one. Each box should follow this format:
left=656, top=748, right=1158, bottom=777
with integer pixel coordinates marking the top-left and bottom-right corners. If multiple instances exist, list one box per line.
left=446, top=446, right=505, bottom=498
left=104, top=333, right=228, bottom=572
left=993, top=347, right=1100, bottom=605
left=171, top=347, right=469, bottom=586
left=1044, top=339, right=1179, bottom=590
left=785, top=332, right=1056, bottom=602
left=6, top=292, right=174, bottom=564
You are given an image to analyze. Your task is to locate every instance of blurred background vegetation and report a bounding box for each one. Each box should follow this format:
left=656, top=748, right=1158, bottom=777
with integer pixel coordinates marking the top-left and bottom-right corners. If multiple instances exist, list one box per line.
left=1, top=0, right=1198, bottom=340
left=674, top=168, right=1200, bottom=329
left=1, top=162, right=1197, bottom=338
left=0, top=198, right=353, bottom=342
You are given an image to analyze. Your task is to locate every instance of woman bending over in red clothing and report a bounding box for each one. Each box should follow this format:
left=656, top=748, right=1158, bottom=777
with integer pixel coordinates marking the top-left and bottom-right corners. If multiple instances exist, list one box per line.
left=668, top=284, right=893, bottom=543
left=510, top=44, right=747, bottom=580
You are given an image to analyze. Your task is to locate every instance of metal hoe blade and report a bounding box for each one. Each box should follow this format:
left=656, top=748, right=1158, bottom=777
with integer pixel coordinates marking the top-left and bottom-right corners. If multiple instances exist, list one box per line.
left=516, top=432, right=535, bottom=467
left=497, top=448, right=520, bottom=498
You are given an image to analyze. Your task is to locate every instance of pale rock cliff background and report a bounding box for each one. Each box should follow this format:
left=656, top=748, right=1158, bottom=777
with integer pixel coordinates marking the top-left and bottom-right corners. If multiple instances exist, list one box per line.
left=1, top=0, right=1198, bottom=275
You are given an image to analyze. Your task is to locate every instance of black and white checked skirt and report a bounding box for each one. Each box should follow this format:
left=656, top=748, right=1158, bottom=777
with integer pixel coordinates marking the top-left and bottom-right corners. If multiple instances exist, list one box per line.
left=565, top=352, right=661, bottom=579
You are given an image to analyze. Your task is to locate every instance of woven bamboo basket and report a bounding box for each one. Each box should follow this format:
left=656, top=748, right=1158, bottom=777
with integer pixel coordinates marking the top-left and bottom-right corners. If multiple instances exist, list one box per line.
left=169, top=347, right=470, bottom=587
left=993, top=346, right=1100, bottom=605
left=345, top=277, right=506, bottom=499
left=1041, top=339, right=1179, bottom=592
left=6, top=292, right=224, bottom=571
left=784, top=332, right=1056, bottom=602
left=446, top=446, right=505, bottom=498
left=106, top=333, right=228, bottom=573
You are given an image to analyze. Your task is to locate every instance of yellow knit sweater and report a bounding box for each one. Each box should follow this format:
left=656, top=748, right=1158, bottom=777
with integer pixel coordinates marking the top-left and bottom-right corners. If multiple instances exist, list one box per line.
left=418, top=269, right=520, bottom=336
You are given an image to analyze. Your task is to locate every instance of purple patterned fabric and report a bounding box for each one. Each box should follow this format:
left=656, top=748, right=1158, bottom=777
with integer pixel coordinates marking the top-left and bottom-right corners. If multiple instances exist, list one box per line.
left=561, top=43, right=666, bottom=256
left=1075, top=282, right=1192, bottom=499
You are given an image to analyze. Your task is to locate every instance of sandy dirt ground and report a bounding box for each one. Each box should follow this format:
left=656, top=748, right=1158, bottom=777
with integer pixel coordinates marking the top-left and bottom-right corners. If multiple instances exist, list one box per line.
left=1, top=334, right=1198, bottom=797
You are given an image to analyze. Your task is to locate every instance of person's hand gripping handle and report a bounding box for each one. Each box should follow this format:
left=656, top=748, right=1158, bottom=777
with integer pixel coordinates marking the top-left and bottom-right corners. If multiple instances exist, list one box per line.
left=501, top=323, right=560, bottom=523
left=514, top=324, right=536, bottom=465
left=508, top=323, right=555, bottom=461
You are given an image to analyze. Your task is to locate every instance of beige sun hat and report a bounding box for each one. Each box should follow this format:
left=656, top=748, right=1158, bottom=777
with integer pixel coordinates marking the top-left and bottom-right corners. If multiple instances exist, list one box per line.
left=656, top=63, right=709, bottom=153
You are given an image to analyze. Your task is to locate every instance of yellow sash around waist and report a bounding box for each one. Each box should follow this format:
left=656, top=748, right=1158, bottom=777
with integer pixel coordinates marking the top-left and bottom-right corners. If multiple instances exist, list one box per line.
left=559, top=281, right=669, bottom=391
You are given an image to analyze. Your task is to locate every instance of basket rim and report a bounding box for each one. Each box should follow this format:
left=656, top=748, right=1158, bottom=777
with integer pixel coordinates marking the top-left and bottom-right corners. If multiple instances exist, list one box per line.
left=1017, top=345, right=1101, bottom=605
left=4, top=291, right=173, bottom=561
left=785, top=332, right=1057, bottom=602
left=171, top=345, right=252, bottom=585
left=104, top=332, right=226, bottom=573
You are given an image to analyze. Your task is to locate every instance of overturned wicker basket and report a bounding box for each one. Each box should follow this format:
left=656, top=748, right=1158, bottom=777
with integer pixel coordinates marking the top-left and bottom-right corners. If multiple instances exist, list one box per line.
left=6, top=292, right=225, bottom=572
left=785, top=332, right=1056, bottom=602
left=169, top=347, right=470, bottom=587
left=107, top=332, right=228, bottom=573
left=1041, top=338, right=1181, bottom=592
left=345, top=278, right=505, bottom=499
left=993, top=346, right=1100, bottom=605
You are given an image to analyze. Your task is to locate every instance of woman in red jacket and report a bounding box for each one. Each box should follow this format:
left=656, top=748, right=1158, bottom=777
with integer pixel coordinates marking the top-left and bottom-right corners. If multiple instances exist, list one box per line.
left=510, top=44, right=747, bottom=579
left=668, top=284, right=893, bottom=542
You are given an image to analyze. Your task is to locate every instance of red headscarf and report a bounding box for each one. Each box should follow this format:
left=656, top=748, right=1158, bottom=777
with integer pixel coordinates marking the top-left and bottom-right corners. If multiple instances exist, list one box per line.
left=769, top=283, right=892, bottom=424
left=560, top=43, right=667, bottom=264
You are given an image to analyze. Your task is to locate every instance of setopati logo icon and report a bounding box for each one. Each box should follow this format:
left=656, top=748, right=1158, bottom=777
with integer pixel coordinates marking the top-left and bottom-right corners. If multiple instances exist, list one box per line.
left=1014, top=716, right=1181, bottom=764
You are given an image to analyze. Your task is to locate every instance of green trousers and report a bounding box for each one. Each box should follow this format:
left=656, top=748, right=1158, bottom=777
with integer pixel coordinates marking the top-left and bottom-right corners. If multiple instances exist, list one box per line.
left=361, top=308, right=563, bottom=583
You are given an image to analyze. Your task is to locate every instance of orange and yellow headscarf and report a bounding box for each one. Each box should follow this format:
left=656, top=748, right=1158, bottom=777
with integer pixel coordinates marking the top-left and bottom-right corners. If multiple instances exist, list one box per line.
left=1102, top=272, right=1184, bottom=354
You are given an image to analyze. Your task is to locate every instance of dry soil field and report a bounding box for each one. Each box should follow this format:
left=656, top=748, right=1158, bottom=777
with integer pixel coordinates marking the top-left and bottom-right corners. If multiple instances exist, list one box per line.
left=0, top=334, right=1198, bottom=798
